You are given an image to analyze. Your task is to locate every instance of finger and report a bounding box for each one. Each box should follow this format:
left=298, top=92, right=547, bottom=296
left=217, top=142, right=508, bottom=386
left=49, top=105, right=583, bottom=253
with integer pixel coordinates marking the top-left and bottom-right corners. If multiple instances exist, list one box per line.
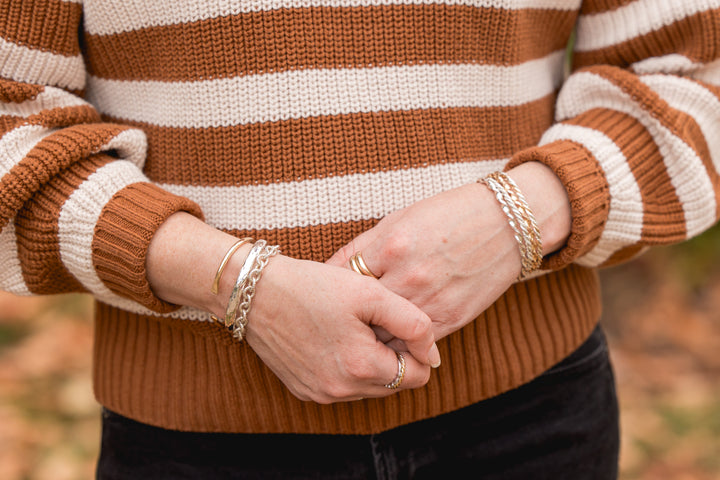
left=364, top=287, right=441, bottom=368
left=395, top=352, right=432, bottom=391
left=384, top=337, right=408, bottom=352
left=373, top=346, right=430, bottom=392
left=349, top=249, right=383, bottom=279
left=371, top=325, right=395, bottom=344
left=326, top=226, right=382, bottom=267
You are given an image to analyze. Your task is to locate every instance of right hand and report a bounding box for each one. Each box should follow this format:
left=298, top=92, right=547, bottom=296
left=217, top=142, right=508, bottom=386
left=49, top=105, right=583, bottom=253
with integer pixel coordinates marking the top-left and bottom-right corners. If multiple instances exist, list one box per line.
left=245, top=255, right=441, bottom=403
left=146, top=212, right=440, bottom=404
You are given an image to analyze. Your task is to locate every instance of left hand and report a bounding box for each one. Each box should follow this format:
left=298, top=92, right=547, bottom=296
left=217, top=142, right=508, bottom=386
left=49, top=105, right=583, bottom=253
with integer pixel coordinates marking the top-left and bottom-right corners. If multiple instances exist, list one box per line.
left=326, top=162, right=572, bottom=342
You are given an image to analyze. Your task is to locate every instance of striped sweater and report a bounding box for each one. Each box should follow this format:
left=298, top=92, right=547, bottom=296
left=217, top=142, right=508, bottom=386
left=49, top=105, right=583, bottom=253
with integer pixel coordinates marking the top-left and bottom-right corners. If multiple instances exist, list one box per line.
left=1, top=0, right=719, bottom=434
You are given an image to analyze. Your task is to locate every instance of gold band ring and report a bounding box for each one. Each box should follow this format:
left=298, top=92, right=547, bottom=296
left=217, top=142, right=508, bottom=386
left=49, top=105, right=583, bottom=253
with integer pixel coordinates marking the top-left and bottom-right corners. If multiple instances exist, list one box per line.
left=349, top=252, right=379, bottom=279
left=385, top=352, right=406, bottom=389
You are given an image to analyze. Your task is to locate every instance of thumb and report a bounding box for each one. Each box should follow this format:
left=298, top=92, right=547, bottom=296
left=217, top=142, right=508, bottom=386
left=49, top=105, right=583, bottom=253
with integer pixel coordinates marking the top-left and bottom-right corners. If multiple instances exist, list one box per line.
left=363, top=287, right=441, bottom=368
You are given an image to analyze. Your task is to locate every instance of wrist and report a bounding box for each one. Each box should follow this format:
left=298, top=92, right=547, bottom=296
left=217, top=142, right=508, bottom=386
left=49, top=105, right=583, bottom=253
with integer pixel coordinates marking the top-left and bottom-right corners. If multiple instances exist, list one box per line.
left=146, top=212, right=248, bottom=314
left=505, top=161, right=572, bottom=256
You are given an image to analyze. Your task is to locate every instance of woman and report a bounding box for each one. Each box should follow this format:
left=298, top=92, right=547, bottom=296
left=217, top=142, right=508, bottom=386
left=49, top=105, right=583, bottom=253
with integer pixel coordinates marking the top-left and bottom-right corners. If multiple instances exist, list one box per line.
left=1, top=0, right=718, bottom=478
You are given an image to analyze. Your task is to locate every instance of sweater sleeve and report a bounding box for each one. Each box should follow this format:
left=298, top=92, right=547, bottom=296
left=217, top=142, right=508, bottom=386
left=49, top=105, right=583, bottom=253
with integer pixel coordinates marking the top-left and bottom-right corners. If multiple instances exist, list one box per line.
left=0, top=1, right=203, bottom=312
left=507, top=0, right=720, bottom=269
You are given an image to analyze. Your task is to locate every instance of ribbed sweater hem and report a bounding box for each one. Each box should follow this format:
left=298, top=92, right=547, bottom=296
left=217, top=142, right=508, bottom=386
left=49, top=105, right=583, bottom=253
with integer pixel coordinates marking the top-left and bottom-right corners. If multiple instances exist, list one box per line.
left=92, top=264, right=601, bottom=435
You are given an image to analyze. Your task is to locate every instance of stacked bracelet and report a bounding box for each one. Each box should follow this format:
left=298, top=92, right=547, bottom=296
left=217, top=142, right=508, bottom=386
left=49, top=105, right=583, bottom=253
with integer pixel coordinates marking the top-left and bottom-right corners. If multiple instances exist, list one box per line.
left=479, top=171, right=542, bottom=280
left=229, top=241, right=280, bottom=342
left=210, top=238, right=280, bottom=342
left=211, top=237, right=253, bottom=294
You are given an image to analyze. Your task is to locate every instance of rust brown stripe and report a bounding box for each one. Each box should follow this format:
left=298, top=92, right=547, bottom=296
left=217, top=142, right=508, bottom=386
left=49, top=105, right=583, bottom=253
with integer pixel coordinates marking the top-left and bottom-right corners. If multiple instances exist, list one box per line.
left=85, top=5, right=576, bottom=81
left=14, top=154, right=114, bottom=294
left=574, top=9, right=720, bottom=69
left=0, top=0, right=82, bottom=57
left=579, top=0, right=636, bottom=16
left=601, top=244, right=644, bottom=267
left=564, top=108, right=688, bottom=245
left=0, top=123, right=130, bottom=230
left=0, top=104, right=100, bottom=137
left=106, top=95, right=555, bottom=186
left=590, top=65, right=720, bottom=209
left=0, top=79, right=45, bottom=103
left=0, top=114, right=25, bottom=135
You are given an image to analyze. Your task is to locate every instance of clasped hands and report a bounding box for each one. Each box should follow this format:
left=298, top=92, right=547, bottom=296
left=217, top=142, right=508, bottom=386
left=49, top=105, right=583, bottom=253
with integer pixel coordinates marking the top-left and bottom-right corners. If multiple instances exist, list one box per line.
left=148, top=163, right=570, bottom=405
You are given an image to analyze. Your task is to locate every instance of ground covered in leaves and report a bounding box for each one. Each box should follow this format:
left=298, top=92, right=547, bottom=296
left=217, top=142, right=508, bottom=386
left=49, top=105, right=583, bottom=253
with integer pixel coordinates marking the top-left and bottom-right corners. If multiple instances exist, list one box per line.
left=1, top=226, right=719, bottom=479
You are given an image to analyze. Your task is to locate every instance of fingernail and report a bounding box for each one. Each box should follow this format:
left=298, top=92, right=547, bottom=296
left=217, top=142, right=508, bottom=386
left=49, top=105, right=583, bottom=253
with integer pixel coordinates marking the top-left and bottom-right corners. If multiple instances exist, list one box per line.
left=429, top=343, right=441, bottom=368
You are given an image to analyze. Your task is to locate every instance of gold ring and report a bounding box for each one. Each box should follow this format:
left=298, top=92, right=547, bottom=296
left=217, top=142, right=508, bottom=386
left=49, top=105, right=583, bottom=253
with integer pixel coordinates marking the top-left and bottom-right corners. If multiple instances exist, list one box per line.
left=349, top=252, right=379, bottom=279
left=349, top=254, right=364, bottom=275
left=385, top=352, right=406, bottom=389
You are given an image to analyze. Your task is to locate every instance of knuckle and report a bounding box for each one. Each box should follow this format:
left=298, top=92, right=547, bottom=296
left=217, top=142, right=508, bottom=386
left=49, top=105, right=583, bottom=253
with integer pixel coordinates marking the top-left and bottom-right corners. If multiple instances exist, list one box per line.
left=404, top=266, right=431, bottom=289
left=310, top=393, right=334, bottom=405
left=324, top=382, right=353, bottom=401
left=344, top=358, right=376, bottom=381
left=408, top=315, right=432, bottom=340
left=381, top=232, right=412, bottom=260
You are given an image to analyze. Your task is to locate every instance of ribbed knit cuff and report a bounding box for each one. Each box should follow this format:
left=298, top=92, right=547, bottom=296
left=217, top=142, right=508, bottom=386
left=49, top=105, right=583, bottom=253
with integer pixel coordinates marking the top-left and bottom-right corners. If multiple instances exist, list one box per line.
left=92, top=182, right=204, bottom=313
left=12, top=154, right=115, bottom=295
left=506, top=139, right=610, bottom=270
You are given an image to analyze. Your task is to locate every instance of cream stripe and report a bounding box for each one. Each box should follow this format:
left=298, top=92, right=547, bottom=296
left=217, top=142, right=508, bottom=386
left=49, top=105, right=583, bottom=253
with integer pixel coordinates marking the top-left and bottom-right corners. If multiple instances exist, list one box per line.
left=0, top=222, right=31, bottom=295
left=540, top=124, right=643, bottom=267
left=690, top=58, right=720, bottom=86
left=0, top=124, right=54, bottom=176
left=575, top=0, right=720, bottom=52
left=160, top=159, right=508, bottom=231
left=86, top=51, right=565, bottom=128
left=641, top=74, right=720, bottom=175
left=84, top=0, right=581, bottom=35
left=0, top=87, right=89, bottom=118
left=119, top=156, right=542, bottom=321
left=630, top=54, right=700, bottom=76
left=0, top=37, right=85, bottom=91
left=99, top=128, right=148, bottom=169
left=558, top=71, right=717, bottom=239
left=631, top=55, right=720, bottom=87
left=57, top=161, right=150, bottom=310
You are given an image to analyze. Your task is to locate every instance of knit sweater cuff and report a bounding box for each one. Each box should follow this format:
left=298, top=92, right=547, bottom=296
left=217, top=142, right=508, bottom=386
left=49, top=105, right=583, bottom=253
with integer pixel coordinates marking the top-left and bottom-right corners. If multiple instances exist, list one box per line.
left=92, top=182, right=204, bottom=313
left=506, top=139, right=610, bottom=270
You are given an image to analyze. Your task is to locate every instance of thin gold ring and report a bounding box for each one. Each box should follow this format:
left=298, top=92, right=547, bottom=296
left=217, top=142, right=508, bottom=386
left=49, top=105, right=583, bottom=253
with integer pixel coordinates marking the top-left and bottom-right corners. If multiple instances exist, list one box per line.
left=385, top=352, right=406, bottom=389
left=349, top=254, right=364, bottom=275
left=349, top=252, right=379, bottom=279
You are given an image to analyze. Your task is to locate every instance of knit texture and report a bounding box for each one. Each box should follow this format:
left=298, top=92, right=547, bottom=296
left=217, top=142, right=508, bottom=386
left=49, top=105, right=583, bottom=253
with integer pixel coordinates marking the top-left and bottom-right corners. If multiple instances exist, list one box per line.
left=1, top=0, right=720, bottom=433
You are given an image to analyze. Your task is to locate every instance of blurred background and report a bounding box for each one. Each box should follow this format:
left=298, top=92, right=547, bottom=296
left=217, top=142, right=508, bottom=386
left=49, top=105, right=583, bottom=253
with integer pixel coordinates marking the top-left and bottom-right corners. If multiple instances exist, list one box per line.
left=0, top=224, right=719, bottom=480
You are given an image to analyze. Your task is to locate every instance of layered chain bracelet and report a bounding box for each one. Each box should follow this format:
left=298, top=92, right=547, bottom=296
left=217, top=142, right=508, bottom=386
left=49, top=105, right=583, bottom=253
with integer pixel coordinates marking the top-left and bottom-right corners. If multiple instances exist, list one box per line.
left=210, top=237, right=280, bottom=342
left=479, top=171, right=543, bottom=280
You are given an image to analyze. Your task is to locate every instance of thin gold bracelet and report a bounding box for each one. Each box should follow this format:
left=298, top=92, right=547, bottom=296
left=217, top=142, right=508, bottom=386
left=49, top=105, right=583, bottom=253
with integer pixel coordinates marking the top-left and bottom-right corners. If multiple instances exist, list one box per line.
left=210, top=237, right=253, bottom=295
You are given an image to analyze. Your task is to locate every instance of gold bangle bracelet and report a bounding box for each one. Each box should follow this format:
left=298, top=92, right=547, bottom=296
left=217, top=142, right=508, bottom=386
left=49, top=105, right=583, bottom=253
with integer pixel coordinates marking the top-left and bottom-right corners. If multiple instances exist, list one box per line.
left=210, top=237, right=253, bottom=295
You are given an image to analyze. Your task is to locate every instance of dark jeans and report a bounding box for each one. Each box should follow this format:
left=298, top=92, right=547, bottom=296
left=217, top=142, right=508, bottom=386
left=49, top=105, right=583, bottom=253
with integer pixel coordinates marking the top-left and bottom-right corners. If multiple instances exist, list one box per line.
left=97, top=326, right=619, bottom=479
